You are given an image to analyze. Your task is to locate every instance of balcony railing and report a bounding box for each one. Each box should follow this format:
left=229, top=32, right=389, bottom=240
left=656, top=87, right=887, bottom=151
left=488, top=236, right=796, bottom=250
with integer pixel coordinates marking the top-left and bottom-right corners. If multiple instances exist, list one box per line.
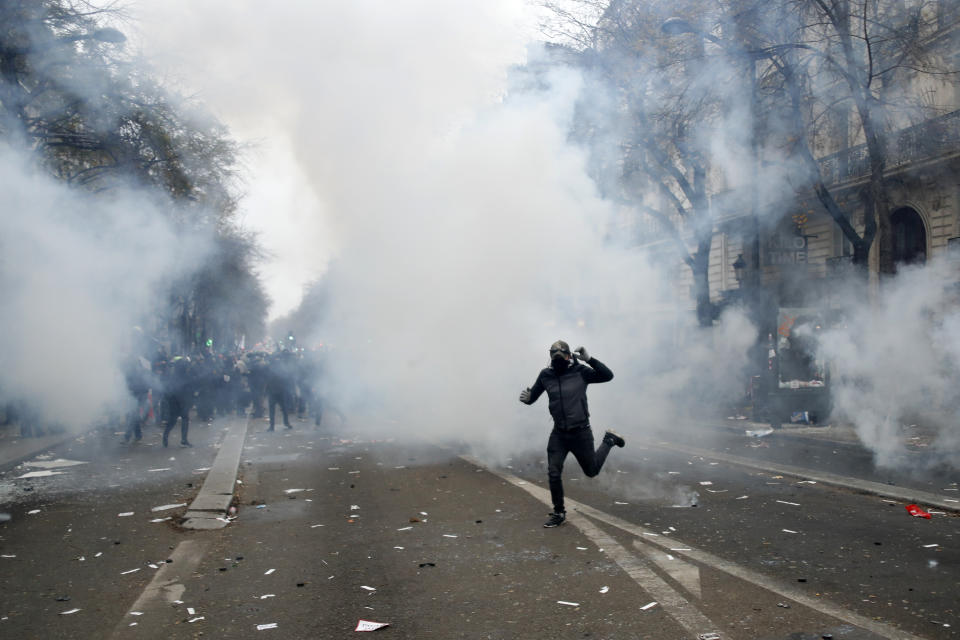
left=817, top=110, right=960, bottom=185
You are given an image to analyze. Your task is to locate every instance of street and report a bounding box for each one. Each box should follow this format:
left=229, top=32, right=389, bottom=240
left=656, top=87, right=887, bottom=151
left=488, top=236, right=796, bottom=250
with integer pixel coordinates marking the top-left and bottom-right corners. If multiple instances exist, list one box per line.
left=0, top=416, right=957, bottom=639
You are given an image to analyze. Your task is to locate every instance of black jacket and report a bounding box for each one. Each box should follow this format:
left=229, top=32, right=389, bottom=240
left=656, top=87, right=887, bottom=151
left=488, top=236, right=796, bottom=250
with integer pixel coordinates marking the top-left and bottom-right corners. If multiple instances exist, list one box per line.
left=523, top=357, right=613, bottom=431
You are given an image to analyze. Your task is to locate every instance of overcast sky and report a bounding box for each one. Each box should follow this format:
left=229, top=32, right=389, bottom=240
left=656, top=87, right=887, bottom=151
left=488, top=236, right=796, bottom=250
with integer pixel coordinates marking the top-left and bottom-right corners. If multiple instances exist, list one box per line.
left=132, top=0, right=548, bottom=319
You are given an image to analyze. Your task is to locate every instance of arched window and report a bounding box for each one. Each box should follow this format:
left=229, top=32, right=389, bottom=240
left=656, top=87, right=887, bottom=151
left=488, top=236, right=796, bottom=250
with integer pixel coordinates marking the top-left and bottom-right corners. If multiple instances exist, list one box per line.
left=890, top=207, right=927, bottom=271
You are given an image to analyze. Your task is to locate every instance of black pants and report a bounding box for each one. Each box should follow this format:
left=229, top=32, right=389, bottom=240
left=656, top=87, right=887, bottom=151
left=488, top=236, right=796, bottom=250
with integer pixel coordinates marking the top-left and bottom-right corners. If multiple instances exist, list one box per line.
left=268, top=390, right=290, bottom=428
left=124, top=390, right=149, bottom=440
left=547, top=427, right=612, bottom=513
left=163, top=395, right=190, bottom=444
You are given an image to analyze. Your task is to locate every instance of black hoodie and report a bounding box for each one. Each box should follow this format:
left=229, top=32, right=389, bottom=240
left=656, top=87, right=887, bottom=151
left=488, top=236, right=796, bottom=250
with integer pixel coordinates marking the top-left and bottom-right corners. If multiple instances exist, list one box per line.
left=522, top=357, right=613, bottom=431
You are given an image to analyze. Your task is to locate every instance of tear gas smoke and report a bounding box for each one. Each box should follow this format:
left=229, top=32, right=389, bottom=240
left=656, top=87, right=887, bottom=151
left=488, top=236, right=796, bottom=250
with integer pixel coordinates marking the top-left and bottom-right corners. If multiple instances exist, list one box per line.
left=0, top=145, right=209, bottom=428
left=818, top=258, right=960, bottom=469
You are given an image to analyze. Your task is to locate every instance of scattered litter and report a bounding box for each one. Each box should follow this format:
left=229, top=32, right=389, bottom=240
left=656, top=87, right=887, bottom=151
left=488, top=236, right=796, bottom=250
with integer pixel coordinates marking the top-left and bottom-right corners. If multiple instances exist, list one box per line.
left=256, top=505, right=267, bottom=509
left=129, top=623, right=137, bottom=627
left=260, top=594, right=275, bottom=600
left=929, top=559, right=939, bottom=568
left=149, top=517, right=171, bottom=523
left=311, top=524, right=324, bottom=528
left=147, top=468, right=171, bottom=473
left=187, top=608, right=196, bottom=615
left=798, top=480, right=817, bottom=484
left=393, top=546, right=404, bottom=550
left=699, top=481, right=713, bottom=486
left=922, top=543, right=940, bottom=548
left=188, top=617, right=204, bottom=623
left=944, top=499, right=959, bottom=503
left=264, top=569, right=275, bottom=575
left=130, top=612, right=143, bottom=616
left=60, top=608, right=81, bottom=615
left=745, top=428, right=774, bottom=437
left=735, top=495, right=749, bottom=500
left=419, top=562, right=435, bottom=568
left=1, top=555, right=15, bottom=558
left=599, top=586, right=609, bottom=593
left=777, top=602, right=791, bottom=609
left=361, top=586, right=377, bottom=591
left=355, top=620, right=389, bottom=631
left=642, top=532, right=659, bottom=537
left=557, top=601, right=579, bottom=607
left=351, top=505, right=360, bottom=510
left=776, top=500, right=801, bottom=506
left=25, top=459, right=87, bottom=469
left=668, top=471, right=680, bottom=475
left=576, top=547, right=588, bottom=551
left=667, top=554, right=675, bottom=560
left=397, top=526, right=413, bottom=531
left=257, top=623, right=278, bottom=630
left=118, top=512, right=134, bottom=517
left=698, top=634, right=721, bottom=640
left=906, top=504, right=932, bottom=519
left=782, top=529, right=798, bottom=534
left=705, top=489, right=727, bottom=493
left=442, top=534, right=458, bottom=538
left=614, top=501, right=629, bottom=505
left=328, top=467, right=340, bottom=471
left=151, top=503, right=186, bottom=512
left=670, top=548, right=691, bottom=551
left=641, top=602, right=657, bottom=611
left=120, top=568, right=141, bottom=575
left=148, top=564, right=158, bottom=569
left=17, top=470, right=66, bottom=479
left=284, top=489, right=305, bottom=494
left=94, top=552, right=102, bottom=558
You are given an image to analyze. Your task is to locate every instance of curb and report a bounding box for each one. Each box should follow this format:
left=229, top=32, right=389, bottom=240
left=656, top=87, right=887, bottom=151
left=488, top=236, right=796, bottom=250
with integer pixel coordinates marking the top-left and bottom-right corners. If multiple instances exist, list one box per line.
left=182, top=415, right=250, bottom=530
left=649, top=440, right=960, bottom=513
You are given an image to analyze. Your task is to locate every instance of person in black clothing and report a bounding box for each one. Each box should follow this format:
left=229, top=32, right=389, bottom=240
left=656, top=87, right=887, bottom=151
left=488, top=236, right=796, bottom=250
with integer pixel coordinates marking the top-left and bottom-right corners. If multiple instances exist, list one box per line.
left=162, top=356, right=195, bottom=448
left=123, top=355, right=153, bottom=443
left=519, top=340, right=624, bottom=528
left=266, top=350, right=295, bottom=431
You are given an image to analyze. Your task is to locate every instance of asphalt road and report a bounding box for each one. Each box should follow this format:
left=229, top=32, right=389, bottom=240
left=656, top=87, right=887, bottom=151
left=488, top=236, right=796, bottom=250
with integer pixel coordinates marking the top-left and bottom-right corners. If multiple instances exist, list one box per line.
left=0, top=415, right=956, bottom=639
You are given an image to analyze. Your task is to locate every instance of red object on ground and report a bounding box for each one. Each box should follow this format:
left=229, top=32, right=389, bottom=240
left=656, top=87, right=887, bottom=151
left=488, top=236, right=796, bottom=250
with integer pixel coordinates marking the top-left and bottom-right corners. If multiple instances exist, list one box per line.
left=906, top=504, right=931, bottom=519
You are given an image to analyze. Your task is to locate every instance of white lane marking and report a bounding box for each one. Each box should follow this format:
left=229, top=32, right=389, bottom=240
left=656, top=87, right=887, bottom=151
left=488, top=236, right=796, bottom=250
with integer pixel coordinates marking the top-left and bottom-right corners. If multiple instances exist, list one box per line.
left=461, top=456, right=718, bottom=635
left=461, top=455, right=928, bottom=640
left=630, top=539, right=702, bottom=599
left=109, top=539, right=209, bottom=640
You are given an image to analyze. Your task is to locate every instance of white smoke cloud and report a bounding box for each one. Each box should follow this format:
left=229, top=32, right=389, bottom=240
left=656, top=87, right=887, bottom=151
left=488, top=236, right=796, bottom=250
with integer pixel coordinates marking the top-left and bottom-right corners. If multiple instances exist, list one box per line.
left=819, top=258, right=960, bottom=468
left=0, top=145, right=207, bottom=428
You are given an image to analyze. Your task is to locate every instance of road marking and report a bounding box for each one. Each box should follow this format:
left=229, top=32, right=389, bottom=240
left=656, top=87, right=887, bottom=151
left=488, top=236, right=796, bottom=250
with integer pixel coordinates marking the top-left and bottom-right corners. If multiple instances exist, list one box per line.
left=630, top=539, right=702, bottom=599
left=109, top=539, right=209, bottom=639
left=461, top=456, right=719, bottom=637
left=646, top=440, right=959, bottom=513
left=462, top=455, right=927, bottom=640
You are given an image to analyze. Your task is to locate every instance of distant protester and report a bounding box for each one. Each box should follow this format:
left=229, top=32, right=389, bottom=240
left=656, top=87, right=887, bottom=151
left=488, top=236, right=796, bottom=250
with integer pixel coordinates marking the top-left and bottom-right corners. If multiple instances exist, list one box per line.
left=519, top=340, right=624, bottom=528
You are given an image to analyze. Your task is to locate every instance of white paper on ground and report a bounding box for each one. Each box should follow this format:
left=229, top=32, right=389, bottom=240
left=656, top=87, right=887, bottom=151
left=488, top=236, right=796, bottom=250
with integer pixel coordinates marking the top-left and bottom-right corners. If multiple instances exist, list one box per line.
left=17, top=470, right=66, bottom=479
left=599, top=586, right=609, bottom=593
left=25, top=459, right=87, bottom=469
left=264, top=569, right=275, bottom=575
left=147, top=468, right=171, bottom=472
left=150, top=517, right=171, bottom=523
left=283, top=489, right=305, bottom=494
left=355, top=620, right=389, bottom=631
left=188, top=616, right=204, bottom=623
left=27, top=509, right=41, bottom=514
left=641, top=602, right=658, bottom=610
left=120, top=568, right=141, bottom=575
left=260, top=594, right=275, bottom=599
left=60, top=608, right=81, bottom=615
left=257, top=623, right=278, bottom=630
left=557, top=601, right=579, bottom=607
left=187, top=608, right=195, bottom=615
left=151, top=503, right=187, bottom=512
left=360, top=586, right=376, bottom=591
left=118, top=512, right=134, bottom=517
left=776, top=500, right=800, bottom=506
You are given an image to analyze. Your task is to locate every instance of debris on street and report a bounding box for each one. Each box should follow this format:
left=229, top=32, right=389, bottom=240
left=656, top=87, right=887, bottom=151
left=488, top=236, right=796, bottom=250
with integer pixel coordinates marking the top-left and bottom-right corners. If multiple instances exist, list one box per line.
left=355, top=620, right=389, bottom=631
left=906, top=504, right=932, bottom=519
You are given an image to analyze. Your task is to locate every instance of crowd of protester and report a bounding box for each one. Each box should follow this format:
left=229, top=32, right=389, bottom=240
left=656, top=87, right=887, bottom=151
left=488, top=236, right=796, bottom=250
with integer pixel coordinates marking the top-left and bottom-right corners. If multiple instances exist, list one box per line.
left=2, top=340, right=330, bottom=447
